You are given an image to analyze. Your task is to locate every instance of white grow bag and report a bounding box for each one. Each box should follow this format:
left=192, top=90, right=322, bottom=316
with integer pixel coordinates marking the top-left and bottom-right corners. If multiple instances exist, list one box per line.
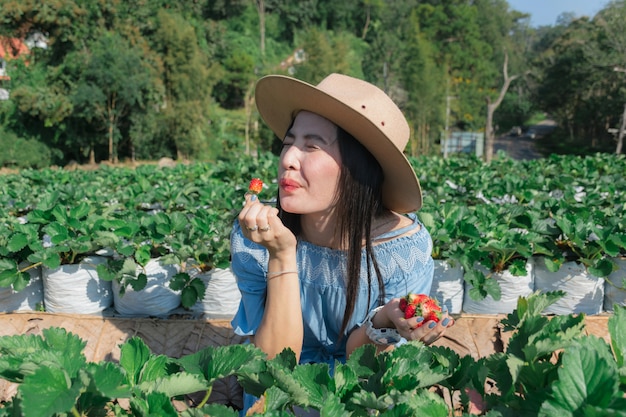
left=189, top=266, right=241, bottom=319
left=42, top=256, right=113, bottom=314
left=534, top=258, right=604, bottom=315
left=112, top=258, right=181, bottom=317
left=462, top=261, right=534, bottom=314
left=0, top=263, right=44, bottom=312
left=430, top=259, right=464, bottom=314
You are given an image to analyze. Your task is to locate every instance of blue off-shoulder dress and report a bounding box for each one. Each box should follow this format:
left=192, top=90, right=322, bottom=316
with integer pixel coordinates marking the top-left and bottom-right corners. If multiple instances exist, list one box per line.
left=230, top=213, right=434, bottom=413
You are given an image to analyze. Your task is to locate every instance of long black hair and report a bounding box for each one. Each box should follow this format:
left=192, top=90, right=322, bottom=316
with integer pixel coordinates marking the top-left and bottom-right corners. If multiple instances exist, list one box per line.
left=277, top=125, right=386, bottom=337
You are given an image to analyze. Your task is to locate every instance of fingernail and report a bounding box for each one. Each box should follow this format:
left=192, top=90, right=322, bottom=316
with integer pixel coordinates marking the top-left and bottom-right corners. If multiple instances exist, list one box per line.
left=416, top=317, right=424, bottom=323
left=442, top=318, right=450, bottom=326
left=250, top=194, right=257, bottom=202
left=428, top=321, right=436, bottom=329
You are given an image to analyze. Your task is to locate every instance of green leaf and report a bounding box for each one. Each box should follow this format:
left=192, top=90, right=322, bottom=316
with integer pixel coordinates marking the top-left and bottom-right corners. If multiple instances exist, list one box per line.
left=483, top=277, right=502, bottom=301
left=344, top=344, right=379, bottom=379
left=184, top=404, right=240, bottom=417
left=11, top=271, right=31, bottom=292
left=168, top=272, right=189, bottom=291
left=7, top=233, right=29, bottom=252
left=20, top=366, right=83, bottom=417
left=263, top=385, right=292, bottom=411
left=130, top=273, right=148, bottom=291
left=178, top=343, right=265, bottom=387
left=85, top=362, right=132, bottom=399
left=539, top=337, right=620, bottom=414
left=119, top=337, right=152, bottom=386
left=132, top=391, right=178, bottom=417
left=35, top=191, right=60, bottom=212
left=138, top=372, right=208, bottom=398
left=181, top=286, right=199, bottom=309
left=0, top=258, right=17, bottom=272
left=69, top=202, right=91, bottom=220
left=139, top=355, right=174, bottom=382
left=609, top=305, right=626, bottom=369
left=135, top=245, right=151, bottom=266
left=40, top=327, right=88, bottom=376
left=0, top=268, right=18, bottom=288
left=588, top=258, right=614, bottom=277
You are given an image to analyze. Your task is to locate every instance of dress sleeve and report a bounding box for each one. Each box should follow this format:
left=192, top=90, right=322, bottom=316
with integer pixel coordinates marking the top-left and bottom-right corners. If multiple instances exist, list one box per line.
left=379, top=217, right=435, bottom=302
left=229, top=220, right=269, bottom=336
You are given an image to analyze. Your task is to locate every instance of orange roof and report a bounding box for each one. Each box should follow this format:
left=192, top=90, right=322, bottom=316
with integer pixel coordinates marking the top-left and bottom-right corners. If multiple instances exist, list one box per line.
left=0, top=37, right=29, bottom=60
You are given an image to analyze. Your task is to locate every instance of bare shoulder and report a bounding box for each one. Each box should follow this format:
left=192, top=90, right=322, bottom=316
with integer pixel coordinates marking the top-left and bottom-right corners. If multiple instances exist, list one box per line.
left=372, top=211, right=420, bottom=243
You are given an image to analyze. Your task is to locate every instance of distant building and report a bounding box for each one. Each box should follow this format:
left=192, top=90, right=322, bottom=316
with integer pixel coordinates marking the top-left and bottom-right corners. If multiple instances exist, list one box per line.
left=0, top=37, right=32, bottom=100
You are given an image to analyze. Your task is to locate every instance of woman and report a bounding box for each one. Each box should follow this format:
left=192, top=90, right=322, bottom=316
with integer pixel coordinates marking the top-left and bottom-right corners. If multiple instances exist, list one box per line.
left=231, top=73, right=454, bottom=412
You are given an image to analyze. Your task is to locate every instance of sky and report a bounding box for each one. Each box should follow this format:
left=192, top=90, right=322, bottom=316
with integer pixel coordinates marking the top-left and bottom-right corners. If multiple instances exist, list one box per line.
left=507, top=0, right=611, bottom=27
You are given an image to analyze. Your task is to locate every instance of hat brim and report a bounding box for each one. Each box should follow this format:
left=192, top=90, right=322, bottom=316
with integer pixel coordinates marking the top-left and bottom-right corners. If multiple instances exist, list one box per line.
left=255, top=75, right=422, bottom=213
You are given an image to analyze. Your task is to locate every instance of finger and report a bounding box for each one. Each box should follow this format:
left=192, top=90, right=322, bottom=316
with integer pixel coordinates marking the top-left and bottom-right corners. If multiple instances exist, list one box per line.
left=240, top=200, right=265, bottom=232
left=243, top=192, right=261, bottom=206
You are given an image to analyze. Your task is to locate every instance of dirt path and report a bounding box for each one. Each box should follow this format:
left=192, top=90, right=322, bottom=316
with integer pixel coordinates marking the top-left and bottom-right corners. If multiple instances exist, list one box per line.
left=493, top=120, right=557, bottom=160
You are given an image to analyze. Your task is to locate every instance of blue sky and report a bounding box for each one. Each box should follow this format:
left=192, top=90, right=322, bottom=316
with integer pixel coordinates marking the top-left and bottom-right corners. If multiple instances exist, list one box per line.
left=507, top=0, right=610, bottom=27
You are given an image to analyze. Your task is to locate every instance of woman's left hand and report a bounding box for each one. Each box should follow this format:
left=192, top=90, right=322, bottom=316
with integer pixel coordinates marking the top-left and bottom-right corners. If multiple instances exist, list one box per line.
left=384, top=298, right=455, bottom=345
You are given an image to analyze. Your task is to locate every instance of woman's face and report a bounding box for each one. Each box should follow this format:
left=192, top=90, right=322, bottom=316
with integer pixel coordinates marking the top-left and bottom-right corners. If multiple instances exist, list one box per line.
left=278, top=111, right=342, bottom=217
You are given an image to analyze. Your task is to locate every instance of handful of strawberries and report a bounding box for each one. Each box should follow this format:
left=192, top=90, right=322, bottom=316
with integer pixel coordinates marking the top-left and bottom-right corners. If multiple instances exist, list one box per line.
left=399, top=293, right=442, bottom=327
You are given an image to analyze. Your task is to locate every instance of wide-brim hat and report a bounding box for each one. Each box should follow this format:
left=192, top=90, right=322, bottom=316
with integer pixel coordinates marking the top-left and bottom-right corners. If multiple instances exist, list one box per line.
left=255, top=73, right=422, bottom=213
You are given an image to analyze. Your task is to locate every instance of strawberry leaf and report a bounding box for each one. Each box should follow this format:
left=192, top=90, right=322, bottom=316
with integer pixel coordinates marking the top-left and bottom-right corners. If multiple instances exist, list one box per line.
left=608, top=305, right=626, bottom=371
left=539, top=337, right=620, bottom=414
left=7, top=233, right=28, bottom=252
left=138, top=372, right=208, bottom=398
left=120, top=337, right=152, bottom=386
left=85, top=362, right=132, bottom=399
left=20, top=366, right=83, bottom=416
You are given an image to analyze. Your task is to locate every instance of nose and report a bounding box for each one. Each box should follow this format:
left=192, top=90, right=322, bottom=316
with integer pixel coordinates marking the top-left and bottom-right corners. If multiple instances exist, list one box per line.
left=280, top=143, right=300, bottom=170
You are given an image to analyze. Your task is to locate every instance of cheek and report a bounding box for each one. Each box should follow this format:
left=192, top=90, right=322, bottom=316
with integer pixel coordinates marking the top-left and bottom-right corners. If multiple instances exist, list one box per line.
left=308, top=157, right=341, bottom=191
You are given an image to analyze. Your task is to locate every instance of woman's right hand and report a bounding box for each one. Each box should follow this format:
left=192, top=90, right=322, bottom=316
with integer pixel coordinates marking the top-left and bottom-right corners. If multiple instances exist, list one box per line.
left=238, top=194, right=297, bottom=257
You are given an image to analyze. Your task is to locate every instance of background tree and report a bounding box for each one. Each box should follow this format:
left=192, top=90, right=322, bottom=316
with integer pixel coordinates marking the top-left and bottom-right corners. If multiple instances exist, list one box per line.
left=1, top=0, right=624, bottom=167
left=152, top=10, right=214, bottom=160
left=70, top=31, right=156, bottom=163
left=401, top=10, right=445, bottom=157
left=587, top=0, right=626, bottom=154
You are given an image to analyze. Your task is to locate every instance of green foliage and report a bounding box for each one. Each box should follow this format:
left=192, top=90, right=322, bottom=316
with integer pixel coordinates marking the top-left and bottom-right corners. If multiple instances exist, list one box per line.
left=0, top=127, right=53, bottom=169
left=0, top=294, right=624, bottom=416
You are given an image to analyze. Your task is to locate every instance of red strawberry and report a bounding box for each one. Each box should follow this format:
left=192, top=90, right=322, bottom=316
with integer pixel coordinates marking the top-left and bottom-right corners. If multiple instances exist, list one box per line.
left=400, top=293, right=443, bottom=326
left=248, top=178, right=263, bottom=195
left=404, top=304, right=417, bottom=319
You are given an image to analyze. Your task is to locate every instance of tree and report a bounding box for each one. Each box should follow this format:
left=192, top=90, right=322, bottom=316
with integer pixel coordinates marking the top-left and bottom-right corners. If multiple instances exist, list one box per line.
left=70, top=31, right=155, bottom=163
left=152, top=9, right=214, bottom=160
left=590, top=0, right=626, bottom=154
left=401, top=10, right=445, bottom=157
left=484, top=52, right=523, bottom=163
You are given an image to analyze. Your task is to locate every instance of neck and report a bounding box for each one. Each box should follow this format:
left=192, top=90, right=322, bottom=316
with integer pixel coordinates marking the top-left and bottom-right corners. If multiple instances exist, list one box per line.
left=300, top=210, right=341, bottom=249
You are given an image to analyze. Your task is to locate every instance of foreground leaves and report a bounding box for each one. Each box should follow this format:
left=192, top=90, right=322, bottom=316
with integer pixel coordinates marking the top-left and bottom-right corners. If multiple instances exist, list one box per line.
left=0, top=295, right=624, bottom=416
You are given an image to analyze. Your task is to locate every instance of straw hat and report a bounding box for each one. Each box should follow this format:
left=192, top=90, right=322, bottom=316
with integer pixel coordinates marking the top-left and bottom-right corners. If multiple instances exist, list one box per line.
left=255, top=73, right=422, bottom=213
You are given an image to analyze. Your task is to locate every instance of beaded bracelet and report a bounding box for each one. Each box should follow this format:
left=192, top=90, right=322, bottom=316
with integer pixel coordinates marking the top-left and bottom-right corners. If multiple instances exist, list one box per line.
left=266, top=270, right=298, bottom=281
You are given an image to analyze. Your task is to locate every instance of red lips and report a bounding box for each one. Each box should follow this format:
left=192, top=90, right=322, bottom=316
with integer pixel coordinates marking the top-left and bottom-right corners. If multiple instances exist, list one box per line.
left=279, top=178, right=301, bottom=193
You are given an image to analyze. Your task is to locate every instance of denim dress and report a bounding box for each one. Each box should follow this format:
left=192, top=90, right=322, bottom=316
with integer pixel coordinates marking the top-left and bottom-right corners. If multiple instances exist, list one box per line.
left=230, top=213, right=434, bottom=414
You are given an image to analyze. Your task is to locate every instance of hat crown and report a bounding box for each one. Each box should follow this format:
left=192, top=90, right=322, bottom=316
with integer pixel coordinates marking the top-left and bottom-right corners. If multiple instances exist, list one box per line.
left=314, top=74, right=410, bottom=151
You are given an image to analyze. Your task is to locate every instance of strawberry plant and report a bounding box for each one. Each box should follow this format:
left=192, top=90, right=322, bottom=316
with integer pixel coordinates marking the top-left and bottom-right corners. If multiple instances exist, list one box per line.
left=0, top=294, right=625, bottom=415
left=536, top=207, right=626, bottom=276
left=0, top=219, right=42, bottom=291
